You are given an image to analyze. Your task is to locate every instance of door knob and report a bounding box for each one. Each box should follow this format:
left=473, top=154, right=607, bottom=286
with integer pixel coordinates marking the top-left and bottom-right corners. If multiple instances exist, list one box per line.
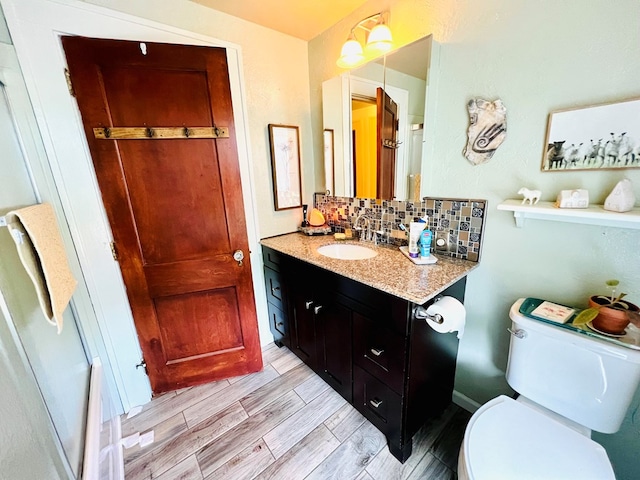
left=233, top=249, right=244, bottom=266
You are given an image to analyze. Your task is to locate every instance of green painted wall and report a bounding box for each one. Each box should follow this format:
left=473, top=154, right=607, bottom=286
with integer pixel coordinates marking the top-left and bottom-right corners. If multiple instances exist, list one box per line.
left=0, top=4, right=10, bottom=44
left=0, top=4, right=89, bottom=477
left=0, top=306, right=69, bottom=479
left=0, top=9, right=64, bottom=479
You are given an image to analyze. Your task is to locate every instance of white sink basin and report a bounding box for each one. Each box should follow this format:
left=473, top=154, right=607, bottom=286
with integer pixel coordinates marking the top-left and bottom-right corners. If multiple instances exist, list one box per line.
left=317, top=243, right=378, bottom=260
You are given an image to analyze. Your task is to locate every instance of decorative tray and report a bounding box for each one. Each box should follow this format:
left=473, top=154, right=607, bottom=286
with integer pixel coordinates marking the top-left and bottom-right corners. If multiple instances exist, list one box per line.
left=399, top=246, right=437, bottom=265
left=519, top=297, right=640, bottom=350
left=297, top=225, right=332, bottom=236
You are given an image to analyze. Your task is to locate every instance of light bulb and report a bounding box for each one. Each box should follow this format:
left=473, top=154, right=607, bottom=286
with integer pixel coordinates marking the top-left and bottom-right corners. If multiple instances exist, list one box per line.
left=365, top=23, right=393, bottom=55
left=336, top=33, right=364, bottom=68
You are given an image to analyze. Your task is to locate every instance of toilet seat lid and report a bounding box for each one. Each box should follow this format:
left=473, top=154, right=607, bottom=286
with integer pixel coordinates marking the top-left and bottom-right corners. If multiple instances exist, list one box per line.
left=464, top=396, right=615, bottom=480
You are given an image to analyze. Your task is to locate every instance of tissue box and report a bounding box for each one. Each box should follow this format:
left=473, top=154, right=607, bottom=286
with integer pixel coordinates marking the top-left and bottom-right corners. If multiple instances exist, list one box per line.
left=555, top=189, right=589, bottom=208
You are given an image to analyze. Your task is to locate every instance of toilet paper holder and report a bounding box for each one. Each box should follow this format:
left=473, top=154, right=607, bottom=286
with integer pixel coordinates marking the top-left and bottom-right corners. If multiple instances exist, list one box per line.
left=413, top=296, right=444, bottom=324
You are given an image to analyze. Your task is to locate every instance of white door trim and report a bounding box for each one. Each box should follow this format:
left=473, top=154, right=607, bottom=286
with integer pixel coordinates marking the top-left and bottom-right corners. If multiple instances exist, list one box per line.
left=2, top=0, right=266, bottom=412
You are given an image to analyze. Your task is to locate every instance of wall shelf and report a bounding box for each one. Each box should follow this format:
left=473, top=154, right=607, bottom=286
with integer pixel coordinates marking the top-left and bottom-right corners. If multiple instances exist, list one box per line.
left=497, top=199, right=640, bottom=229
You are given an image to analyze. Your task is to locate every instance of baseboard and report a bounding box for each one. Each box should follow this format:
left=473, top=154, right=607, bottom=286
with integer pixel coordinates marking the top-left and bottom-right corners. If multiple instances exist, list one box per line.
left=453, top=390, right=481, bottom=413
left=82, top=358, right=103, bottom=480
left=82, top=357, right=125, bottom=480
left=113, top=415, right=125, bottom=480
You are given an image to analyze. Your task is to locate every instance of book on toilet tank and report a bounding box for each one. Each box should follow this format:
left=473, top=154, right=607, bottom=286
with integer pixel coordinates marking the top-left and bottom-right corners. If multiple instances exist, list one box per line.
left=530, top=301, right=576, bottom=324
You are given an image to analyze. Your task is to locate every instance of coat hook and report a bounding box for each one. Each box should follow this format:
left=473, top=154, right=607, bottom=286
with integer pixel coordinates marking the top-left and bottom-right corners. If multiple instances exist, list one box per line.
left=213, top=125, right=221, bottom=137
left=145, top=127, right=154, bottom=138
left=183, top=127, right=191, bottom=138
left=104, top=127, right=111, bottom=138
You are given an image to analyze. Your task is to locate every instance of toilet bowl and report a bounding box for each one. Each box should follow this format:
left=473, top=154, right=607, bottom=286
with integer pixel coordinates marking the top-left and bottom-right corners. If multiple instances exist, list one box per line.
left=457, top=395, right=615, bottom=480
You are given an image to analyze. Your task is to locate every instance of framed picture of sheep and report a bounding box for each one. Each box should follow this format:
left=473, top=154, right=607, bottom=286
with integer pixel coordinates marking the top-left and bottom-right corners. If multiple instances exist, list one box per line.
left=541, top=97, right=640, bottom=171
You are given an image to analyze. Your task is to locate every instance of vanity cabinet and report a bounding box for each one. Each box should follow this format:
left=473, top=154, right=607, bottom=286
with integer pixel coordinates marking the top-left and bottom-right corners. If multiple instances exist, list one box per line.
left=261, top=245, right=465, bottom=463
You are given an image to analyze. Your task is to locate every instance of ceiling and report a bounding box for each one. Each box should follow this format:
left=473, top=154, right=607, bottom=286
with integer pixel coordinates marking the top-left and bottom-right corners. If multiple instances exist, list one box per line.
left=191, top=0, right=370, bottom=41
left=191, top=1, right=430, bottom=80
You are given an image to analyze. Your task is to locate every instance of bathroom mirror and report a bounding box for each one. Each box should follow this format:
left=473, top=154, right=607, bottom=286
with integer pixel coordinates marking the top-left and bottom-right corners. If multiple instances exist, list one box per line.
left=322, top=35, right=439, bottom=200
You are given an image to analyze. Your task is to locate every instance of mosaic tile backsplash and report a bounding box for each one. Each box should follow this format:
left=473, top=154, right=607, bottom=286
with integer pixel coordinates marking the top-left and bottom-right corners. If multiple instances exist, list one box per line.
left=313, top=194, right=487, bottom=262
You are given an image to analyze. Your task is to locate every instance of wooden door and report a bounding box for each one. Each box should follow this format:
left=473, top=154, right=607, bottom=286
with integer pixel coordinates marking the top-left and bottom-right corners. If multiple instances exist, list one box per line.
left=62, top=37, right=262, bottom=394
left=377, top=87, right=398, bottom=199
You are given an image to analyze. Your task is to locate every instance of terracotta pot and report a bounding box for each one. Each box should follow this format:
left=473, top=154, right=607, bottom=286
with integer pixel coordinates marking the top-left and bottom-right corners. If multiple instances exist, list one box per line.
left=589, top=295, right=640, bottom=334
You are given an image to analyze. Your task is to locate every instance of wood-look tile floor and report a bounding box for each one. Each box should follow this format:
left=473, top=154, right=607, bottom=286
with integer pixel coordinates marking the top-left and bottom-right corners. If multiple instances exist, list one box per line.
left=122, top=343, right=471, bottom=480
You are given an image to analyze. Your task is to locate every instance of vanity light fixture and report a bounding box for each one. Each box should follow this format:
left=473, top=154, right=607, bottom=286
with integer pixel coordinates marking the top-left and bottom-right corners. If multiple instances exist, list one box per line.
left=336, top=12, right=393, bottom=68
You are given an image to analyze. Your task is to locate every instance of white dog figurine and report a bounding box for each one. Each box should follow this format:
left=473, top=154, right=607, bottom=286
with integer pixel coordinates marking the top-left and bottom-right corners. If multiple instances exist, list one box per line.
left=518, top=187, right=541, bottom=205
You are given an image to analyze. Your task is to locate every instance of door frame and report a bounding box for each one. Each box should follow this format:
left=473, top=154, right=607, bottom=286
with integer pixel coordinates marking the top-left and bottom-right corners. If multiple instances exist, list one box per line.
left=2, top=0, right=268, bottom=412
left=348, top=76, right=409, bottom=200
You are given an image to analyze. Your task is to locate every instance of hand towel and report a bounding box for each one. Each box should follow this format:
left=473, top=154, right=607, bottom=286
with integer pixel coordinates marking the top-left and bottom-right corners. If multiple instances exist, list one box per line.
left=5, top=203, right=77, bottom=333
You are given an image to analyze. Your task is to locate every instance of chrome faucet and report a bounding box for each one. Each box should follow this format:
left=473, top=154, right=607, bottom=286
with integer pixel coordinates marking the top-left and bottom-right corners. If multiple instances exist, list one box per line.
left=353, top=213, right=370, bottom=242
left=369, top=219, right=386, bottom=245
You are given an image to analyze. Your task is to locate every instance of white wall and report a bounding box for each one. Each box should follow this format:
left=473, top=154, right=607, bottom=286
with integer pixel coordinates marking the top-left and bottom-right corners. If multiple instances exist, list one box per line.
left=0, top=5, right=9, bottom=43
left=84, top=0, right=313, bottom=238
left=310, top=1, right=640, bottom=478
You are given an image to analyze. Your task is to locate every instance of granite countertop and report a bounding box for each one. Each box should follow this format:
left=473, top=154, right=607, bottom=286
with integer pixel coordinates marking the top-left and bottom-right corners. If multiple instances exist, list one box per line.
left=260, top=233, right=479, bottom=305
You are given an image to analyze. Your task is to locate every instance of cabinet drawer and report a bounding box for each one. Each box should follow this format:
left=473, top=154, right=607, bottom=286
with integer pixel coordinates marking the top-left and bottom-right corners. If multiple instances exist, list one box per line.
left=353, top=365, right=402, bottom=440
left=262, top=246, right=283, bottom=271
left=264, top=267, right=284, bottom=311
left=353, top=312, right=406, bottom=393
left=267, top=301, right=287, bottom=346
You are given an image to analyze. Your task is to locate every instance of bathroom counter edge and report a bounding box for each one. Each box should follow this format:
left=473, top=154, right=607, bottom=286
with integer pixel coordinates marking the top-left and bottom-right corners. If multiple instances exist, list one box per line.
left=260, top=232, right=478, bottom=305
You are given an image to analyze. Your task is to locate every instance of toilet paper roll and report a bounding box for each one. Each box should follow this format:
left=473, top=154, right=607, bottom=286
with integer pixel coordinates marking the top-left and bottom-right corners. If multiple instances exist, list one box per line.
left=425, top=296, right=466, bottom=339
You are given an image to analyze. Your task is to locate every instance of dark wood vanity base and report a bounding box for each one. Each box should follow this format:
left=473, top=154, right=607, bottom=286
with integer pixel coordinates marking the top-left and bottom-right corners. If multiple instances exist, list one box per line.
left=262, top=245, right=465, bottom=463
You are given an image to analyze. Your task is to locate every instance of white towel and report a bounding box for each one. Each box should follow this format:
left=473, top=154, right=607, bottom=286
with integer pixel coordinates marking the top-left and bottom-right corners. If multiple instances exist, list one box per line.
left=5, top=203, right=77, bottom=333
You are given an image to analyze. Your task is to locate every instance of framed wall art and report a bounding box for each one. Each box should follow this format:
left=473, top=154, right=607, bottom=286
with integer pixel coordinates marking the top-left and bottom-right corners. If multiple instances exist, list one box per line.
left=542, top=97, right=640, bottom=171
left=268, top=124, right=303, bottom=210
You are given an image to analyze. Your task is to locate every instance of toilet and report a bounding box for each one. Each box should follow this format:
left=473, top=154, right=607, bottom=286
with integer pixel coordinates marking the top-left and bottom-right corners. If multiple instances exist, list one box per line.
left=458, top=298, right=640, bottom=480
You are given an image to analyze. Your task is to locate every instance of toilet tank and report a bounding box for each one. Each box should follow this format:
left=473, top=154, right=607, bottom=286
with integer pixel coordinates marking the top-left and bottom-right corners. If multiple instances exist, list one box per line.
left=506, top=299, right=640, bottom=433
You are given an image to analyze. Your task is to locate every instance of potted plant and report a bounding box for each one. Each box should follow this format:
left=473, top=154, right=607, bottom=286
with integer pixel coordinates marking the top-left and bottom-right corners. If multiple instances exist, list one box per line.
left=574, top=280, right=640, bottom=334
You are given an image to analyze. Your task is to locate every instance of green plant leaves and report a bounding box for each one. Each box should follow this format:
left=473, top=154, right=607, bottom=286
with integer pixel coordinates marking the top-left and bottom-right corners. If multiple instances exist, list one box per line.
left=573, top=308, right=600, bottom=325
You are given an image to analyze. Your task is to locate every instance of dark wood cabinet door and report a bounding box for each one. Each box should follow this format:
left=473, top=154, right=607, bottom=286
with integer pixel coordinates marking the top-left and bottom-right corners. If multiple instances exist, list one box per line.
left=316, top=298, right=353, bottom=402
left=289, top=286, right=317, bottom=369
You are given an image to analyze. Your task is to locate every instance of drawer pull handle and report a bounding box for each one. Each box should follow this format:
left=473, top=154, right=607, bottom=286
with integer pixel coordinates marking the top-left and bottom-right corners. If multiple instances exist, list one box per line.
left=314, top=305, right=323, bottom=314
left=271, top=286, right=281, bottom=292
left=276, top=322, right=284, bottom=327
left=305, top=301, right=314, bottom=310
left=369, top=398, right=383, bottom=409
left=370, top=348, right=384, bottom=357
